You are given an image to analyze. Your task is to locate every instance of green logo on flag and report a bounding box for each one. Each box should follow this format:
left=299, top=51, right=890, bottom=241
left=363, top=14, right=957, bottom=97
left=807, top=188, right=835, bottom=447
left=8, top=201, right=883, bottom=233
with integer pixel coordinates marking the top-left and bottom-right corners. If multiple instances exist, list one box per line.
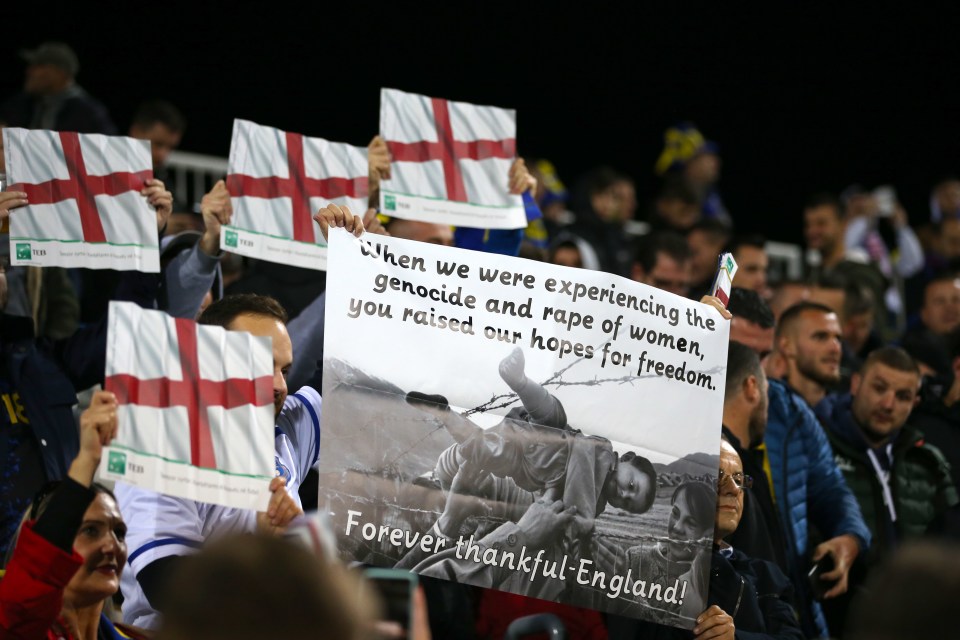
left=107, top=451, right=127, bottom=475
left=225, top=230, right=238, bottom=248
left=384, top=195, right=396, bottom=211
left=15, top=244, right=31, bottom=260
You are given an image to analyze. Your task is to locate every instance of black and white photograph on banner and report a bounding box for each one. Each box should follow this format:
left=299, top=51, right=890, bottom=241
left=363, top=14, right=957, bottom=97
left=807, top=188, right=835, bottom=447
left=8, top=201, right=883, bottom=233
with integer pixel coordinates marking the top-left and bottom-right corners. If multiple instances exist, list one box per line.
left=317, top=229, right=730, bottom=629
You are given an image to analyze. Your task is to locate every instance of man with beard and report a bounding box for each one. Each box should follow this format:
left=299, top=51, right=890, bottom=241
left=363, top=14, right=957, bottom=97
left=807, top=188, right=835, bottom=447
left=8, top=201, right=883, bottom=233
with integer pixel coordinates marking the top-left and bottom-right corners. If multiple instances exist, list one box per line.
left=762, top=301, right=871, bottom=638
left=775, top=301, right=845, bottom=408
left=726, top=299, right=871, bottom=636
left=814, top=347, right=957, bottom=634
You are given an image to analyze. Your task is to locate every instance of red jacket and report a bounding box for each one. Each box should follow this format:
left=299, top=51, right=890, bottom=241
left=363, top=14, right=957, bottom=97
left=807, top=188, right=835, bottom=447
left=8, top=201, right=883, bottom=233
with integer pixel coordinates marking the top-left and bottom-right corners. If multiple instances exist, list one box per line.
left=0, top=521, right=83, bottom=639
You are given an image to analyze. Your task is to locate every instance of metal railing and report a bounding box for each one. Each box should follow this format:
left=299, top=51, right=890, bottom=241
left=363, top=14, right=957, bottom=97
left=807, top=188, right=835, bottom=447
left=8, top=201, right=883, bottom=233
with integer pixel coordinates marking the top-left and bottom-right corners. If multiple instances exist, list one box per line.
left=765, top=240, right=805, bottom=282
left=164, top=150, right=807, bottom=279
left=166, top=150, right=229, bottom=212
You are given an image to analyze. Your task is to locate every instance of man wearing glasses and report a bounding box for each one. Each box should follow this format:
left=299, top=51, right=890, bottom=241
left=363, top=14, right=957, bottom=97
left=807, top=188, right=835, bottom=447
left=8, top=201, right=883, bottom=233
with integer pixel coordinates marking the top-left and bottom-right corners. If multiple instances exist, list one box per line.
left=686, top=439, right=804, bottom=640
left=607, top=441, right=804, bottom=639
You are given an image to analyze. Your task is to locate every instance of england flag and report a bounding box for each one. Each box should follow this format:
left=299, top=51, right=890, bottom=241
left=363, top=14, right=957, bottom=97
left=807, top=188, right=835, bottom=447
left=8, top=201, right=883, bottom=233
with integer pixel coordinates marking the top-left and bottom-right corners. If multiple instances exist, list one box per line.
left=3, top=128, right=159, bottom=271
left=101, top=302, right=276, bottom=510
left=223, top=119, right=369, bottom=270
left=379, top=87, right=526, bottom=229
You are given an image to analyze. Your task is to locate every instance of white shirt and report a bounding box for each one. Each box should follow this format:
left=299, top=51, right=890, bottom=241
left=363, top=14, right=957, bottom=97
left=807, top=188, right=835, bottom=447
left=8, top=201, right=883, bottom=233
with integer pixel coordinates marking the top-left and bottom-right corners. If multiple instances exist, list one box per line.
left=116, top=386, right=321, bottom=630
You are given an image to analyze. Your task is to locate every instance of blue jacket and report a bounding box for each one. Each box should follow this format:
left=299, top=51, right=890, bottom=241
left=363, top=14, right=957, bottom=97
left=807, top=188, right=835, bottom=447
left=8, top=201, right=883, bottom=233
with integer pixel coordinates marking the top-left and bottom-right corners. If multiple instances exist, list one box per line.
left=764, top=379, right=871, bottom=637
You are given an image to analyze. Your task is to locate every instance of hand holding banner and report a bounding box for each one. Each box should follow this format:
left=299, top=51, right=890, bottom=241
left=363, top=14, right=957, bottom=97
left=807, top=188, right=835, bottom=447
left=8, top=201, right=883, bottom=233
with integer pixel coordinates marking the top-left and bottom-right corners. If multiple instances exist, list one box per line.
left=223, top=119, right=369, bottom=270
left=101, top=302, right=276, bottom=510
left=3, top=128, right=160, bottom=271
left=318, top=229, right=730, bottom=628
left=379, top=88, right=527, bottom=230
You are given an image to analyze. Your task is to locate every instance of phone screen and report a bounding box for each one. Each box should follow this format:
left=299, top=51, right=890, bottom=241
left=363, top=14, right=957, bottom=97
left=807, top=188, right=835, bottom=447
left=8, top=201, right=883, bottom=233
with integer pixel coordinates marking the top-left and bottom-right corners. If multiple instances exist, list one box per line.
left=367, top=572, right=415, bottom=632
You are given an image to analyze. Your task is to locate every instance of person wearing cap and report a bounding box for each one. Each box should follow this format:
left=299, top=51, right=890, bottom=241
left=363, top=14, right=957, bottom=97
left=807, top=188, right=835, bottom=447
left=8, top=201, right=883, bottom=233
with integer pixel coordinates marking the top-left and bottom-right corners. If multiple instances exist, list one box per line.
left=1, top=41, right=117, bottom=135
left=654, top=122, right=730, bottom=227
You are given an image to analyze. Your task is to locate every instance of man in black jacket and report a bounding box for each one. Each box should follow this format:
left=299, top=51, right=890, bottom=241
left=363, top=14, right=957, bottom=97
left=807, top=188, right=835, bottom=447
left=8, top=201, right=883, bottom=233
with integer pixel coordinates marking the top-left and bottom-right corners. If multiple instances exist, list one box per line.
left=0, top=42, right=117, bottom=135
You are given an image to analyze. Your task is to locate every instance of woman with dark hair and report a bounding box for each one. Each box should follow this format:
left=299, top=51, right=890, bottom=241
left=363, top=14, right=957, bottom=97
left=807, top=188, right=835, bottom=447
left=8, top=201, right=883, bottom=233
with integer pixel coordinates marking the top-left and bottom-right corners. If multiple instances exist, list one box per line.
left=0, top=390, right=146, bottom=639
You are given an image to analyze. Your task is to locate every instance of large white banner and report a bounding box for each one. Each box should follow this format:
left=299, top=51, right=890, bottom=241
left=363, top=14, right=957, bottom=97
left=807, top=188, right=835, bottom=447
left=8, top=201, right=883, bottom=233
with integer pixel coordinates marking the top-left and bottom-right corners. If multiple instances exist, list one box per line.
left=223, top=119, right=369, bottom=270
left=3, top=128, right=159, bottom=271
left=318, top=230, right=729, bottom=628
left=379, top=88, right=527, bottom=230
left=101, top=302, right=276, bottom=510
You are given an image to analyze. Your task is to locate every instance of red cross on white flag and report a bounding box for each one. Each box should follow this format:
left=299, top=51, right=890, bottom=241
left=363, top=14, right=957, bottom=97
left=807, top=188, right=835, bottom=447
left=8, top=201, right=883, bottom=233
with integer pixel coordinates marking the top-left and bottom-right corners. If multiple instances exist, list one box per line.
left=379, top=88, right=526, bottom=230
left=101, top=302, right=276, bottom=510
left=223, top=119, right=369, bottom=270
left=3, top=128, right=160, bottom=272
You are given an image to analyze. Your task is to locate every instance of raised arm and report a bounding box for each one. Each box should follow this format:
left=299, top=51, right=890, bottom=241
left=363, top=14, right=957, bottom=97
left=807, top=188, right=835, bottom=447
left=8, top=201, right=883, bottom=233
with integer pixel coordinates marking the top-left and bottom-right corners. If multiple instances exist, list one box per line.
left=367, top=135, right=392, bottom=210
left=313, top=203, right=364, bottom=241
left=162, top=180, right=232, bottom=319
left=0, top=391, right=118, bottom=638
left=454, top=157, right=539, bottom=256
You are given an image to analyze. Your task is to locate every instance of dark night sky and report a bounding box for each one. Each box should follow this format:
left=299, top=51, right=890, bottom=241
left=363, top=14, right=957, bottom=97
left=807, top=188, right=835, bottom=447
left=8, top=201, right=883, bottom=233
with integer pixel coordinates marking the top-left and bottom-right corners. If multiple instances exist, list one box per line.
left=4, top=2, right=960, bottom=243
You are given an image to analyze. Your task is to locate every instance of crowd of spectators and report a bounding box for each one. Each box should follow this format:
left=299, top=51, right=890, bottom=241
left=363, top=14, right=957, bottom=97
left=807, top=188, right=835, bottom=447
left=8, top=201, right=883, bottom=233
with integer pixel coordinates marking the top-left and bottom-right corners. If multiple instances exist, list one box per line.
left=1, top=41, right=958, bottom=640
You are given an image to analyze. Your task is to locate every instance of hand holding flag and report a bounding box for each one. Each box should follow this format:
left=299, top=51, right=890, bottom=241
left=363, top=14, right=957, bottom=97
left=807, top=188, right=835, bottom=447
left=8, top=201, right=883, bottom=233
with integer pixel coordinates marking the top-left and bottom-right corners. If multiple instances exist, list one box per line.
left=69, top=390, right=120, bottom=487
left=3, top=128, right=160, bottom=271
left=257, top=476, right=305, bottom=535
left=223, top=119, right=370, bottom=270
left=0, top=191, right=28, bottom=223
left=368, top=135, right=392, bottom=181
left=101, top=301, right=276, bottom=510
left=508, top=158, right=537, bottom=196
left=142, top=178, right=173, bottom=232
left=199, top=180, right=233, bottom=256
left=378, top=88, right=526, bottom=229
